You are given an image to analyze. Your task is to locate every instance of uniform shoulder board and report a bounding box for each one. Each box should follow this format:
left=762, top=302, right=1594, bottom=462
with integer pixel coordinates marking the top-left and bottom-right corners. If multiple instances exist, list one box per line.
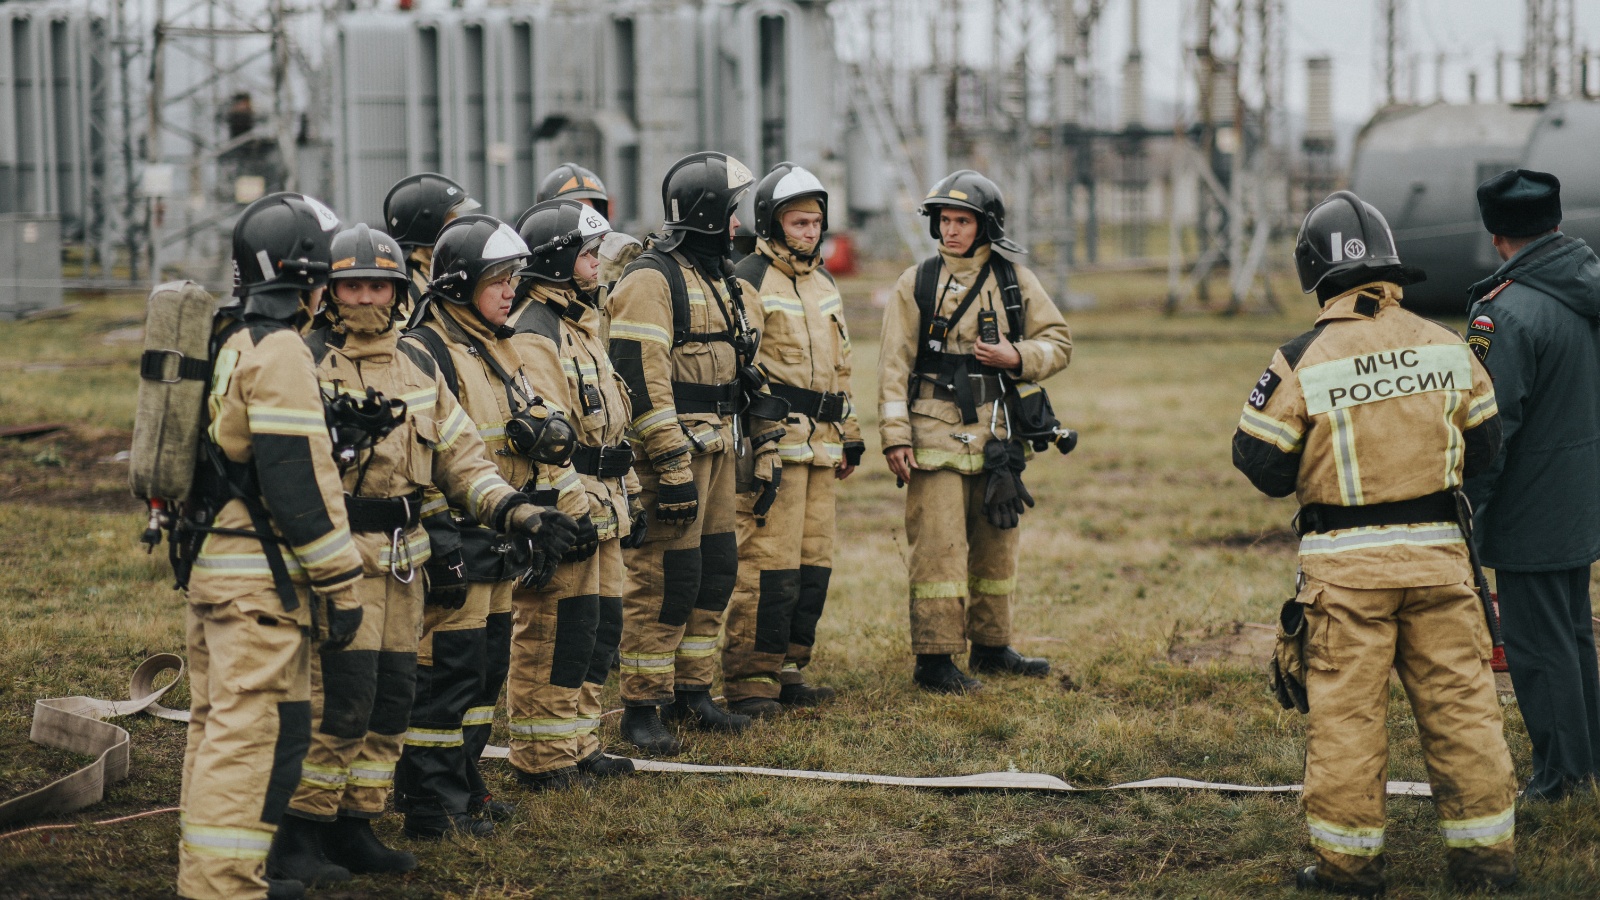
left=1482, top=280, right=1512, bottom=303
left=511, top=300, right=562, bottom=343
left=1277, top=321, right=1332, bottom=371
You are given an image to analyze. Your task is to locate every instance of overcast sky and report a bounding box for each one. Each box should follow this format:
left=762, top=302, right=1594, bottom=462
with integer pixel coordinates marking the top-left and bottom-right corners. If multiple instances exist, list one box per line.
left=1089, top=0, right=1600, bottom=126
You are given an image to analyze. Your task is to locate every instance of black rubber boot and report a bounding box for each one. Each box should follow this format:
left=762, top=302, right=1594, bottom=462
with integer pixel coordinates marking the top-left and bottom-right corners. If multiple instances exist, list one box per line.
left=968, top=644, right=1051, bottom=677
left=266, top=878, right=306, bottom=900
left=468, top=793, right=516, bottom=822
left=1294, top=865, right=1385, bottom=897
left=578, top=750, right=637, bottom=778
left=322, top=815, right=418, bottom=875
left=667, top=688, right=753, bottom=733
left=727, top=697, right=784, bottom=718
left=914, top=654, right=984, bottom=694
left=266, top=815, right=351, bottom=888
left=779, top=682, right=837, bottom=706
left=402, top=811, right=493, bottom=841
left=514, top=766, right=597, bottom=792
left=620, top=704, right=682, bottom=755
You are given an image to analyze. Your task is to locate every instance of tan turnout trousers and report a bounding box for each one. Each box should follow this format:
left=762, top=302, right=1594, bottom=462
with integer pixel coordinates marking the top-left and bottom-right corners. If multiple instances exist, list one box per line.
left=723, top=463, right=837, bottom=701
left=509, top=538, right=624, bottom=773
left=620, top=444, right=738, bottom=703
left=905, top=468, right=1019, bottom=655
left=180, top=589, right=312, bottom=900
left=1300, top=576, right=1516, bottom=888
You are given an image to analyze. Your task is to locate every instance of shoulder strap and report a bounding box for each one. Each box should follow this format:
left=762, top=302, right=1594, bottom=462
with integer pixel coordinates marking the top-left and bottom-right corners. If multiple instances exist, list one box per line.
left=912, top=256, right=943, bottom=333
left=990, top=257, right=1025, bottom=342
left=396, top=338, right=438, bottom=379
left=623, top=249, right=694, bottom=347
left=403, top=326, right=460, bottom=399
left=511, top=299, right=563, bottom=344
left=1279, top=321, right=1332, bottom=371
left=733, top=252, right=775, bottom=293
left=304, top=328, right=335, bottom=366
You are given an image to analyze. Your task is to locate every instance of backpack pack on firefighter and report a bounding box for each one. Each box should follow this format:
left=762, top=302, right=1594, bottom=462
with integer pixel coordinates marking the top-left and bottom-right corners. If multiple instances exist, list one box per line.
left=909, top=256, right=1076, bottom=455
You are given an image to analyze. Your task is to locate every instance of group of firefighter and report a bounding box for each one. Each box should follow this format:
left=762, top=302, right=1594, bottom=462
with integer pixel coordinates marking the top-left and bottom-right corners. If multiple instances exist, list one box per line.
left=171, top=133, right=1600, bottom=899
left=175, top=154, right=1071, bottom=900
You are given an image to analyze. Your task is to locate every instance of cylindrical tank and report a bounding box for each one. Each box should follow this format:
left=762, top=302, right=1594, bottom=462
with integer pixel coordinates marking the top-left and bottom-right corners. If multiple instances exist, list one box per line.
left=1348, top=100, right=1600, bottom=312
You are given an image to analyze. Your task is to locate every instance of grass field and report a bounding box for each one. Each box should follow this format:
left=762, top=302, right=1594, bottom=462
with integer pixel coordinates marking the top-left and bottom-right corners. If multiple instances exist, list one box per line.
left=2, top=271, right=1599, bottom=898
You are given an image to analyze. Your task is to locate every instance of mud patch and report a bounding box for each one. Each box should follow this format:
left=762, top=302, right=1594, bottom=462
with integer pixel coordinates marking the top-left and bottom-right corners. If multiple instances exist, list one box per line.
left=1195, top=528, right=1298, bottom=549
left=0, top=426, right=139, bottom=511
left=1165, top=621, right=1276, bottom=669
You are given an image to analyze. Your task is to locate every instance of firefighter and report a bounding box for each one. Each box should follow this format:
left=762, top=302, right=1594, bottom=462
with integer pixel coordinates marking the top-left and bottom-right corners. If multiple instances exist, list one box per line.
left=1235, top=191, right=1516, bottom=895
left=535, top=161, right=642, bottom=286
left=722, top=163, right=861, bottom=714
left=393, top=215, right=580, bottom=837
left=383, top=172, right=481, bottom=316
left=273, top=224, right=575, bottom=878
left=177, top=192, right=363, bottom=900
left=503, top=198, right=643, bottom=788
left=876, top=170, right=1072, bottom=693
left=608, top=151, right=784, bottom=753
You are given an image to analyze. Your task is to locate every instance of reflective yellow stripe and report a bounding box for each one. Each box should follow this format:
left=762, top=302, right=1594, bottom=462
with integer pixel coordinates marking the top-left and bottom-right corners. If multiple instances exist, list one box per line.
left=434, top=405, right=472, bottom=450
left=818, top=293, right=843, bottom=317
left=573, top=716, right=601, bottom=735
left=1443, top=390, right=1464, bottom=489
left=620, top=651, right=675, bottom=674
left=293, top=527, right=356, bottom=569
left=730, top=675, right=780, bottom=686
left=298, top=762, right=348, bottom=790
left=462, top=706, right=495, bottom=727
left=348, top=759, right=395, bottom=788
left=1307, top=816, right=1384, bottom=857
left=1440, top=808, right=1514, bottom=848
left=776, top=441, right=816, bottom=463
left=553, top=468, right=583, bottom=493
left=1466, top=391, right=1498, bottom=428
left=760, top=295, right=806, bottom=316
left=969, top=575, right=1015, bottom=596
left=677, top=634, right=720, bottom=658
left=611, top=320, right=671, bottom=347
left=181, top=822, right=274, bottom=860
left=911, top=448, right=985, bottom=474
left=882, top=400, right=908, bottom=419
left=478, top=421, right=507, bottom=440
left=1299, top=523, right=1462, bottom=556
left=193, top=551, right=306, bottom=577
left=466, top=473, right=502, bottom=521
left=633, top=406, right=678, bottom=436
left=1238, top=406, right=1304, bottom=453
left=780, top=662, right=801, bottom=673
left=420, top=493, right=449, bottom=517
left=378, top=531, right=431, bottom=570
left=911, top=580, right=965, bottom=599
left=508, top=717, right=580, bottom=739
left=1328, top=407, right=1364, bottom=505
left=404, top=727, right=464, bottom=747
left=207, top=349, right=242, bottom=444
left=246, top=405, right=327, bottom=437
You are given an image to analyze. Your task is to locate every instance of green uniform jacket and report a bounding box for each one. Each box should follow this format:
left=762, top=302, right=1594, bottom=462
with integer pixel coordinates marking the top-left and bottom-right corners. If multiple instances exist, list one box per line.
left=1464, top=232, right=1600, bottom=571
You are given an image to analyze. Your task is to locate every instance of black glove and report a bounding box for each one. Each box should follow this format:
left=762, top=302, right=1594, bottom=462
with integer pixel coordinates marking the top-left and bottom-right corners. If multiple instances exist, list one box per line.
left=752, top=463, right=783, bottom=527
left=423, top=548, right=469, bottom=609
left=655, top=476, right=699, bottom=524
left=981, top=439, right=1034, bottom=530
left=519, top=550, right=561, bottom=591
left=1271, top=599, right=1310, bottom=714
left=512, top=507, right=580, bottom=560
left=621, top=508, right=650, bottom=549
left=319, top=587, right=363, bottom=652
left=562, top=515, right=600, bottom=563
left=843, top=441, right=866, bottom=468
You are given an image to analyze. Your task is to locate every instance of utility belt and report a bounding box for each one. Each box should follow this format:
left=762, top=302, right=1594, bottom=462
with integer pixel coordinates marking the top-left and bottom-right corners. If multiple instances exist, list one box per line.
left=913, top=352, right=1006, bottom=423
left=768, top=382, right=849, bottom=423
left=672, top=380, right=741, bottom=416
left=571, top=443, right=634, bottom=479
left=344, top=490, right=424, bottom=534
left=1296, top=491, right=1457, bottom=536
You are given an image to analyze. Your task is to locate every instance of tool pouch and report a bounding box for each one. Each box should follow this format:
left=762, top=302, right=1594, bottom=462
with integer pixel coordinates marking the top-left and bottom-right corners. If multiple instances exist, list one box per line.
left=1271, top=597, right=1310, bottom=714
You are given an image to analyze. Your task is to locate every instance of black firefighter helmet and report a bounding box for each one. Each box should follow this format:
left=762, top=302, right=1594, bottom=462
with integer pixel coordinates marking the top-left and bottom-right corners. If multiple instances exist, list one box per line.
left=427, top=214, right=531, bottom=306
left=232, top=191, right=341, bottom=320
left=654, top=151, right=755, bottom=253
left=536, top=163, right=610, bottom=220
left=383, top=173, right=481, bottom=250
left=919, top=169, right=1024, bottom=255
left=752, top=161, right=829, bottom=242
left=517, top=199, right=612, bottom=285
left=1294, top=190, right=1420, bottom=297
left=327, top=223, right=410, bottom=327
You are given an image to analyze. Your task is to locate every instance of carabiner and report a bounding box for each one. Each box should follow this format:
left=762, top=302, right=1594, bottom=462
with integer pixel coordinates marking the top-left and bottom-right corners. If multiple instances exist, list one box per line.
left=389, top=527, right=416, bottom=584
left=988, top=396, right=1011, bottom=441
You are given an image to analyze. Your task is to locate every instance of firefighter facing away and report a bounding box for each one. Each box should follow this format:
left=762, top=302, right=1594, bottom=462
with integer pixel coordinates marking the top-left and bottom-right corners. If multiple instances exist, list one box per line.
left=503, top=198, right=643, bottom=788
left=272, top=224, right=574, bottom=882
left=721, top=162, right=862, bottom=714
left=177, top=192, right=365, bottom=900
left=1234, top=191, right=1516, bottom=895
left=383, top=172, right=480, bottom=318
left=876, top=170, right=1072, bottom=693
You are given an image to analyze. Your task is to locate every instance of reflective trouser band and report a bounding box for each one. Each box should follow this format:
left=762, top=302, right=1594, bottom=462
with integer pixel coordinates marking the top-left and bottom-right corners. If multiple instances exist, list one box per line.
left=1298, top=524, right=1463, bottom=556
left=462, top=706, right=495, bottom=728
left=1307, top=816, right=1384, bottom=857
left=911, top=581, right=965, bottom=599
left=574, top=716, right=601, bottom=736
left=730, top=676, right=780, bottom=685
left=780, top=663, right=800, bottom=673
left=969, top=576, right=1016, bottom=596
left=404, top=727, right=464, bottom=748
left=1440, top=808, right=1515, bottom=848
left=911, top=449, right=985, bottom=474
left=348, top=760, right=395, bottom=788
left=298, top=763, right=348, bottom=791
left=509, top=718, right=581, bottom=740
left=619, top=652, right=675, bottom=674
left=181, top=821, right=274, bottom=860
left=676, top=635, right=719, bottom=658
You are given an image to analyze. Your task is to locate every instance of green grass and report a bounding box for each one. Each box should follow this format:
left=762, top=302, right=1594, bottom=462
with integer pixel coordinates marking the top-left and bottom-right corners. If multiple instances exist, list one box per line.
left=0, top=283, right=1596, bottom=898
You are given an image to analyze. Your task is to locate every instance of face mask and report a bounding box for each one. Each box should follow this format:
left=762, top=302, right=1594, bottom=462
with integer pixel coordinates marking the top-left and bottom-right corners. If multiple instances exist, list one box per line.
left=335, top=302, right=393, bottom=335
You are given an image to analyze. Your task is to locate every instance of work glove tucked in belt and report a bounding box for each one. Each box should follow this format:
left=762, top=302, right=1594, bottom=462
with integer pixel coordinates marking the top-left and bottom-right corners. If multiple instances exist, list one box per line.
left=317, top=584, right=363, bottom=652
left=655, top=466, right=699, bottom=524
left=982, top=439, right=1034, bottom=530
left=563, top=514, right=600, bottom=563
left=1271, top=598, right=1310, bottom=714
left=423, top=547, right=469, bottom=609
left=751, top=443, right=783, bottom=526
left=622, top=494, right=650, bottom=549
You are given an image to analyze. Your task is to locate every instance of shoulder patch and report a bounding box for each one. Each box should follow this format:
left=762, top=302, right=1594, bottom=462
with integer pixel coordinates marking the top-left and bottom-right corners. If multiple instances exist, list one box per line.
left=511, top=300, right=562, bottom=343
left=1277, top=321, right=1332, bottom=370
left=1247, top=367, right=1282, bottom=411
left=1469, top=315, right=1494, bottom=333
left=1468, top=334, right=1491, bottom=362
left=1482, top=280, right=1513, bottom=303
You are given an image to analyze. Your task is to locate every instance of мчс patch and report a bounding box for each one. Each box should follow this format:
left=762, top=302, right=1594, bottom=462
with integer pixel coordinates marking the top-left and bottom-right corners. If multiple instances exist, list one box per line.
left=1298, top=344, right=1473, bottom=416
left=1468, top=334, right=1491, bottom=362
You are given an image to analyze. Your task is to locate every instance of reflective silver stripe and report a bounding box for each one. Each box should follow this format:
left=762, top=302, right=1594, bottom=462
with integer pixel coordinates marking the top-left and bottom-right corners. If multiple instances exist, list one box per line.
left=298, top=764, right=348, bottom=789
left=882, top=401, right=908, bottom=419
left=619, top=654, right=675, bottom=669
left=1440, top=808, right=1514, bottom=848
left=181, top=823, right=274, bottom=859
left=508, top=719, right=580, bottom=738
left=1307, top=817, right=1384, bottom=857
left=573, top=717, right=602, bottom=734
left=1443, top=390, right=1463, bottom=489
left=404, top=728, right=464, bottom=747
left=462, top=706, right=494, bottom=727
left=1329, top=407, right=1364, bottom=505
left=348, top=761, right=394, bottom=786
left=1300, top=523, right=1463, bottom=555
left=780, top=663, right=800, bottom=673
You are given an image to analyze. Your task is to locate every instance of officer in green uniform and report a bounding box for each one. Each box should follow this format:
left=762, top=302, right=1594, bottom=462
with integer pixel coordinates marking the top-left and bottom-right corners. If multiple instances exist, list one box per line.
left=1465, top=169, right=1600, bottom=802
